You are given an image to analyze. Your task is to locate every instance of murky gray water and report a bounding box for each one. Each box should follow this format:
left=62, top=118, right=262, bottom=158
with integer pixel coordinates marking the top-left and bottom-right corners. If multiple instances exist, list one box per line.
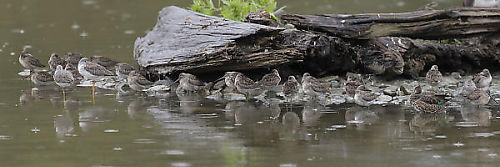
left=2, top=0, right=500, bottom=166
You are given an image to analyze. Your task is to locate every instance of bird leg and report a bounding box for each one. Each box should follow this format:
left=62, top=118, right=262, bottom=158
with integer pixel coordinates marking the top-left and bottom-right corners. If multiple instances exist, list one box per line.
left=92, top=81, right=95, bottom=104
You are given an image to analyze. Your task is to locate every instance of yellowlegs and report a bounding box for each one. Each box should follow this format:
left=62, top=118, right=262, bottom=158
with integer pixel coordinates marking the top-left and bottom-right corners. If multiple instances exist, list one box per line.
left=54, top=65, right=75, bottom=101
left=30, top=70, right=54, bottom=86
left=78, top=57, right=115, bottom=103
left=127, top=71, right=154, bottom=91
left=115, top=63, right=135, bottom=81
left=48, top=53, right=66, bottom=71
left=426, top=65, right=442, bottom=85
left=473, top=69, right=492, bottom=88
left=19, top=51, right=45, bottom=72
left=354, top=85, right=379, bottom=107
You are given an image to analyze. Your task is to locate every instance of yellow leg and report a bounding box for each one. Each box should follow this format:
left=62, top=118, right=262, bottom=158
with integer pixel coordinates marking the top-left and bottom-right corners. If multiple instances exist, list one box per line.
left=62, top=88, right=66, bottom=109
left=92, top=81, right=95, bottom=104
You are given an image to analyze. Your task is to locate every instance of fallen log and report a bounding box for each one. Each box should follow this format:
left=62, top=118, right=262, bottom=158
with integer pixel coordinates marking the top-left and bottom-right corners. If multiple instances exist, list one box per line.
left=134, top=6, right=500, bottom=79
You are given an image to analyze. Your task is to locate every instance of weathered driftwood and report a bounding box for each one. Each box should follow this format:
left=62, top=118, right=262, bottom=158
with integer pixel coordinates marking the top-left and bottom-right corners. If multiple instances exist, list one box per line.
left=134, top=6, right=500, bottom=79
left=281, top=8, right=500, bottom=39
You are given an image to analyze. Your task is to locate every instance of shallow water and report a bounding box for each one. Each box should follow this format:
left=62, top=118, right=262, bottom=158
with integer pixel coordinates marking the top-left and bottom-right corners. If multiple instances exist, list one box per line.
left=1, top=0, right=499, bottom=167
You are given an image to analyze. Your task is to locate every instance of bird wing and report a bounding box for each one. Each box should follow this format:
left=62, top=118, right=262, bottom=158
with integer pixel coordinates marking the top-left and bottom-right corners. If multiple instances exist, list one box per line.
left=29, top=57, right=46, bottom=68
left=38, top=72, right=54, bottom=81
left=55, top=71, right=74, bottom=83
left=84, top=63, right=115, bottom=76
left=361, top=91, right=379, bottom=101
left=188, top=77, right=206, bottom=87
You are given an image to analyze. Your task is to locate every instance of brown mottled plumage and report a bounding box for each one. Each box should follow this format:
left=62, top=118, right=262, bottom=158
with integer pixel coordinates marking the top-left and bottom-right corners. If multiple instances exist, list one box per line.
left=127, top=71, right=154, bottom=91
left=467, top=88, right=490, bottom=105
left=48, top=53, right=66, bottom=71
left=426, top=65, right=442, bottom=85
left=354, top=85, right=379, bottom=107
left=176, top=73, right=208, bottom=93
left=64, top=52, right=83, bottom=66
left=90, top=56, right=119, bottom=70
left=30, top=70, right=54, bottom=85
left=302, top=73, right=327, bottom=98
left=473, top=69, right=492, bottom=88
left=235, top=73, right=263, bottom=99
left=19, top=51, right=45, bottom=70
left=345, top=75, right=363, bottom=97
left=115, top=63, right=135, bottom=80
left=259, top=69, right=281, bottom=90
left=282, top=76, right=300, bottom=102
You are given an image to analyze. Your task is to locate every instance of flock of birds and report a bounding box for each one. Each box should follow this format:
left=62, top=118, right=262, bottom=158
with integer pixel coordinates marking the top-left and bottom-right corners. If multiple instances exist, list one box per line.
left=18, top=50, right=495, bottom=113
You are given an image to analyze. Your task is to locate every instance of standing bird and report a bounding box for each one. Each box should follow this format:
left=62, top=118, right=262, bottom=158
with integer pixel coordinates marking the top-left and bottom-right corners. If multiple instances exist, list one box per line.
left=345, top=75, right=363, bottom=97
left=19, top=51, right=46, bottom=72
left=426, top=65, right=442, bottom=85
left=176, top=73, right=209, bottom=93
left=53, top=65, right=75, bottom=101
left=282, top=76, right=300, bottom=103
left=259, top=69, right=281, bottom=91
left=127, top=71, right=154, bottom=91
left=473, top=69, right=492, bottom=88
left=461, top=79, right=477, bottom=96
left=30, top=71, right=54, bottom=86
left=234, top=73, right=263, bottom=100
left=354, top=85, right=379, bottom=107
left=115, top=63, right=135, bottom=81
left=64, top=52, right=84, bottom=66
left=48, top=53, right=66, bottom=71
left=301, top=73, right=327, bottom=99
left=222, top=71, right=243, bottom=91
left=78, top=58, right=115, bottom=103
left=90, top=56, right=119, bottom=70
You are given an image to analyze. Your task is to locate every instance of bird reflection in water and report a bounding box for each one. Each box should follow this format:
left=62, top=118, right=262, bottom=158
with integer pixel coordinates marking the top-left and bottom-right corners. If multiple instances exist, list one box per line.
left=460, top=104, right=492, bottom=127
left=409, top=112, right=449, bottom=136
left=345, top=106, right=382, bottom=130
left=302, top=104, right=323, bottom=127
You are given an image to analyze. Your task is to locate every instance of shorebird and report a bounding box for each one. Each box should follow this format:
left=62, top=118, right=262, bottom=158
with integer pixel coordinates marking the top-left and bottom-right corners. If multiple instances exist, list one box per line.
left=30, top=70, right=54, bottom=86
left=115, top=63, right=135, bottom=80
left=473, top=69, right=492, bottom=88
left=64, top=52, right=83, bottom=66
left=78, top=57, right=115, bottom=103
left=354, top=85, right=379, bottom=107
left=221, top=71, right=243, bottom=91
left=19, top=51, right=45, bottom=72
left=90, top=56, right=119, bottom=70
left=127, top=71, right=154, bottom=91
left=282, top=76, right=300, bottom=103
left=466, top=88, right=490, bottom=105
left=345, top=75, right=363, bottom=97
left=54, top=65, right=75, bottom=100
left=48, top=53, right=66, bottom=71
left=463, top=0, right=500, bottom=7
left=259, top=69, right=281, bottom=91
left=65, top=64, right=83, bottom=81
left=301, top=73, right=327, bottom=99
left=176, top=73, right=209, bottom=93
left=461, top=79, right=477, bottom=96
left=234, top=73, right=262, bottom=100
left=409, top=86, right=447, bottom=113
left=426, top=65, right=442, bottom=85
left=412, top=99, right=446, bottom=113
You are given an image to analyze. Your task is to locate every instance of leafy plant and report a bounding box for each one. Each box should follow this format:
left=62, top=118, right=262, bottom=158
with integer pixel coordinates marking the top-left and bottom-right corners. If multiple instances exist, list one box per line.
left=188, top=0, right=285, bottom=22
left=189, top=0, right=217, bottom=16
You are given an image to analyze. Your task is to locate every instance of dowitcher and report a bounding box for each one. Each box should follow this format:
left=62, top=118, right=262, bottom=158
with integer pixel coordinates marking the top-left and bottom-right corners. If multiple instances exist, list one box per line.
left=282, top=76, right=300, bottom=103
left=54, top=65, right=75, bottom=99
left=301, top=73, right=327, bottom=99
left=345, top=75, right=362, bottom=97
left=259, top=69, right=281, bottom=91
left=222, top=71, right=243, bottom=91
left=426, top=65, right=442, bottom=85
left=473, top=69, right=492, bottom=88
left=115, top=63, right=135, bottom=80
left=176, top=73, right=208, bottom=93
left=234, top=73, right=262, bottom=100
left=354, top=85, right=379, bottom=107
left=19, top=51, right=45, bottom=71
left=65, top=64, right=83, bottom=81
left=30, top=70, right=54, bottom=86
left=127, top=71, right=154, bottom=91
left=48, top=53, right=66, bottom=71
left=90, top=56, right=119, bottom=70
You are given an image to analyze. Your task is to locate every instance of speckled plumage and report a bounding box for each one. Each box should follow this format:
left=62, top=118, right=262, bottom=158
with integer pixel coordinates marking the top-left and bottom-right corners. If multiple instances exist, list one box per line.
left=345, top=75, right=363, bottom=97
left=473, top=69, right=492, bottom=88
left=282, top=76, right=300, bottom=102
left=30, top=70, right=54, bottom=85
left=127, top=71, right=154, bottom=91
left=19, top=51, right=45, bottom=70
left=412, top=99, right=446, bottom=113
left=223, top=71, right=243, bottom=89
left=301, top=73, right=327, bottom=98
left=426, top=65, right=442, bottom=85
left=48, top=53, right=66, bottom=71
left=65, top=64, right=83, bottom=81
left=64, top=52, right=83, bottom=66
left=176, top=73, right=207, bottom=93
left=466, top=88, right=490, bottom=105
left=235, top=73, right=263, bottom=99
left=259, top=69, right=281, bottom=90
left=461, top=79, right=477, bottom=96
left=354, top=85, right=379, bottom=107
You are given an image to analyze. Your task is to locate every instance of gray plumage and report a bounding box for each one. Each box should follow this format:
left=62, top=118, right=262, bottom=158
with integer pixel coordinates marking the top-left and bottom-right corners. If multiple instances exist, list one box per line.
left=78, top=58, right=115, bottom=80
left=354, top=85, right=379, bottom=107
left=30, top=71, right=54, bottom=85
left=345, top=75, right=363, bottom=97
left=176, top=73, right=208, bottom=93
left=64, top=52, right=83, bottom=66
left=466, top=88, right=490, bottom=105
left=473, top=69, right=492, bottom=88
left=282, top=76, right=300, bottom=102
left=65, top=64, right=83, bottom=81
left=235, top=73, right=263, bottom=99
left=48, top=53, right=66, bottom=71
left=115, top=63, right=135, bottom=80
left=90, top=56, right=119, bottom=70
left=259, top=69, right=281, bottom=90
left=127, top=71, right=154, bottom=91
left=301, top=73, right=327, bottom=98
left=426, top=65, right=442, bottom=85
left=54, top=65, right=74, bottom=88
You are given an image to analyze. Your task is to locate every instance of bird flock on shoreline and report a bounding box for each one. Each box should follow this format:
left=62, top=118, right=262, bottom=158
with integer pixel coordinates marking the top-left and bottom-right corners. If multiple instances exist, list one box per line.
left=18, top=50, right=495, bottom=112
